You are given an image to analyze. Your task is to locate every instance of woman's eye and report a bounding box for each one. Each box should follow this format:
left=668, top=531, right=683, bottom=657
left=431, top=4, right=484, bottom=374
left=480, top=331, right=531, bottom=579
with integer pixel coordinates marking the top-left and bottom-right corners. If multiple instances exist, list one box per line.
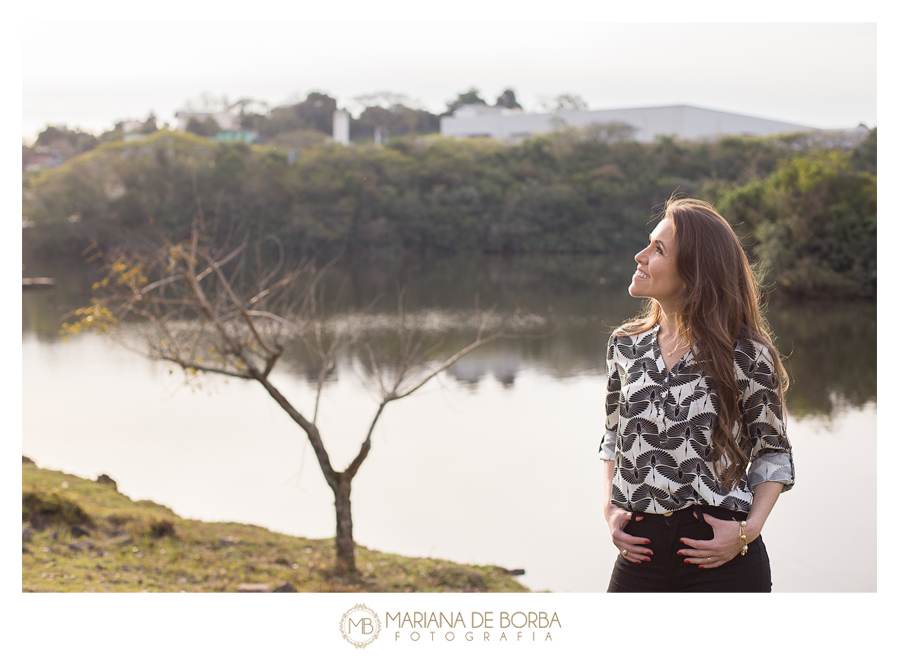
left=655, top=246, right=663, bottom=254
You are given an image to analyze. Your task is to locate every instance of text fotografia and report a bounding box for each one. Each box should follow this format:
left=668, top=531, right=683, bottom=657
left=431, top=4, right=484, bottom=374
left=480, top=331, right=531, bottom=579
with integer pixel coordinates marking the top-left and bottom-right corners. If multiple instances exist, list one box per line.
left=386, top=611, right=561, bottom=642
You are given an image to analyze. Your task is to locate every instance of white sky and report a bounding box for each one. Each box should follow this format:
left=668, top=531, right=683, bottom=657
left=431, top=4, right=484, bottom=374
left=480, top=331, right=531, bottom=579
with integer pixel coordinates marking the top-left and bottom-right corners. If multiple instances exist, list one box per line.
left=21, top=21, right=876, bottom=142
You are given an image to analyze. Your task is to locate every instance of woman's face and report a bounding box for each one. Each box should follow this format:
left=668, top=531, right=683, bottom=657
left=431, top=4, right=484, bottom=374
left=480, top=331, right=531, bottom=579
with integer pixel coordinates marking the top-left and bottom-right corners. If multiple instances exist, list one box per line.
left=629, top=217, right=685, bottom=307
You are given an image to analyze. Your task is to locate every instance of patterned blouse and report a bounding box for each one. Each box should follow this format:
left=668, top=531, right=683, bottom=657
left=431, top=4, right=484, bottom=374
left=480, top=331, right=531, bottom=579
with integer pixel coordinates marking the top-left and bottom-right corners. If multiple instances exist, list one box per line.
left=601, top=324, right=795, bottom=514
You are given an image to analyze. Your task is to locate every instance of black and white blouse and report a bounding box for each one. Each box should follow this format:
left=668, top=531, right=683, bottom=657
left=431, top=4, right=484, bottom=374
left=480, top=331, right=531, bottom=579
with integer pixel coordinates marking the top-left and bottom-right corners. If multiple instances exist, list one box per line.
left=601, top=325, right=795, bottom=514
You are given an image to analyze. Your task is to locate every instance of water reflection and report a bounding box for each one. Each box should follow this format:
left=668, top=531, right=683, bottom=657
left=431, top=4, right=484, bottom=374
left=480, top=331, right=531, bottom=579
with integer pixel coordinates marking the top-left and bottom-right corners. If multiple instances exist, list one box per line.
left=22, top=253, right=875, bottom=418
left=766, top=301, right=877, bottom=418
left=21, top=252, right=878, bottom=592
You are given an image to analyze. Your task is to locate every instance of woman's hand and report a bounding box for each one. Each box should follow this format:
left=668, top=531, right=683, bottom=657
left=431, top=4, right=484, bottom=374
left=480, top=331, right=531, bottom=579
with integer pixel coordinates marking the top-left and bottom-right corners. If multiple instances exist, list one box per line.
left=605, top=504, right=652, bottom=564
left=678, top=511, right=751, bottom=568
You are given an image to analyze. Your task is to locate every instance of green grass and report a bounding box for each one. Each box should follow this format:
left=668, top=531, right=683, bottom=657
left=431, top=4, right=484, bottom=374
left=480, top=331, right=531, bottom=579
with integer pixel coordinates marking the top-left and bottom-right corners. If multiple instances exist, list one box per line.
left=22, top=459, right=529, bottom=593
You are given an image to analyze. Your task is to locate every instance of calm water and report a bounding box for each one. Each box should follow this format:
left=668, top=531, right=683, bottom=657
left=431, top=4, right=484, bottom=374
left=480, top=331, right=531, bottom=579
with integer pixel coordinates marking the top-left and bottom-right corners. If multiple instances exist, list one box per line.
left=21, top=254, right=876, bottom=592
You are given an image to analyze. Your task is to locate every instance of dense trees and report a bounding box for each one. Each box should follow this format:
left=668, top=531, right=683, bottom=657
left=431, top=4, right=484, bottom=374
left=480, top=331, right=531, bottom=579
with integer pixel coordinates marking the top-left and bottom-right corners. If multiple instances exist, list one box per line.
left=256, top=92, right=339, bottom=138
left=352, top=104, right=440, bottom=141
left=717, top=129, right=877, bottom=298
left=495, top=89, right=523, bottom=110
left=444, top=88, right=488, bottom=115
left=31, top=126, right=99, bottom=160
left=185, top=116, right=221, bottom=137
left=23, top=126, right=876, bottom=299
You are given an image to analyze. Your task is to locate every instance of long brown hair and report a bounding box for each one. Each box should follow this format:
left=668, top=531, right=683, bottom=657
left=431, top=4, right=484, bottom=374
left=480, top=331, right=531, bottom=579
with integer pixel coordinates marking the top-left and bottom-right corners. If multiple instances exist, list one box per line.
left=619, top=197, right=788, bottom=491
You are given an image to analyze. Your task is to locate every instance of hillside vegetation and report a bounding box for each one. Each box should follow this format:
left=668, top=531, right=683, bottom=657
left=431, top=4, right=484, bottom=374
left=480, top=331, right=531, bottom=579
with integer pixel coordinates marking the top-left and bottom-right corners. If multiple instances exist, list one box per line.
left=21, top=459, right=528, bottom=593
left=23, top=126, right=876, bottom=299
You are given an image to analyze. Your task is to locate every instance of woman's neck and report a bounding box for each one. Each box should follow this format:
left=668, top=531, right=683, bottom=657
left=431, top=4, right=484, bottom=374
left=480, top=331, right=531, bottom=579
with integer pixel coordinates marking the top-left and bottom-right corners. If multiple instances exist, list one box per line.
left=657, top=304, right=681, bottom=340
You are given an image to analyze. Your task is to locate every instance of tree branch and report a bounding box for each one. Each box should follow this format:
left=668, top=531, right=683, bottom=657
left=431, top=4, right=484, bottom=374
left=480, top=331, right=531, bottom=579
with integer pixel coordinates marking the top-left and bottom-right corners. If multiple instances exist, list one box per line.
left=202, top=251, right=279, bottom=358
left=393, top=310, right=520, bottom=401
left=345, top=400, right=387, bottom=479
left=252, top=373, right=337, bottom=486
left=157, top=355, right=255, bottom=380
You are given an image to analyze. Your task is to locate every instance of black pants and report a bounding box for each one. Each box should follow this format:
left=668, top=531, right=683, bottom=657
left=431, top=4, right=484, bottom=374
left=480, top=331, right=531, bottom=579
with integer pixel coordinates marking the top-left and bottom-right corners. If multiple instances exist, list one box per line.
left=607, top=505, right=772, bottom=593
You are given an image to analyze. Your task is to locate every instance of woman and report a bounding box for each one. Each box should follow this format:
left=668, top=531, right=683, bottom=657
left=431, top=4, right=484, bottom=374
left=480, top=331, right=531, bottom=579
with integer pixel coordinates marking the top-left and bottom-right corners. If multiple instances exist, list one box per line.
left=600, top=197, right=794, bottom=592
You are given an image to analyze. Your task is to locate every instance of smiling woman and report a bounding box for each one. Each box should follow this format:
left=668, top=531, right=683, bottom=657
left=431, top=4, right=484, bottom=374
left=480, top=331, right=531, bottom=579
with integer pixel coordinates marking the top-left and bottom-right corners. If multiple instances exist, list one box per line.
left=628, top=218, right=685, bottom=315
left=600, top=196, right=795, bottom=593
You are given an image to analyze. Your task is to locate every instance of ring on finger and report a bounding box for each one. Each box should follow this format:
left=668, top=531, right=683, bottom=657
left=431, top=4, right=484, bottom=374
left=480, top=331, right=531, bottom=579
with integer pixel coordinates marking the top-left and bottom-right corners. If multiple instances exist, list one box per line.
left=707, top=557, right=712, bottom=564
left=622, top=549, right=628, bottom=556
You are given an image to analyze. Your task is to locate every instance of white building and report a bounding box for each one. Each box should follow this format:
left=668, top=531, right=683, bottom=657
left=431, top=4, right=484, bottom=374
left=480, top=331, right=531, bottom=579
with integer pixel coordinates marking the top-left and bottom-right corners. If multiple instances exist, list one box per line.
left=119, top=120, right=144, bottom=143
left=440, top=104, right=816, bottom=142
left=333, top=109, right=350, bottom=146
left=174, top=110, right=241, bottom=133
left=119, top=120, right=145, bottom=134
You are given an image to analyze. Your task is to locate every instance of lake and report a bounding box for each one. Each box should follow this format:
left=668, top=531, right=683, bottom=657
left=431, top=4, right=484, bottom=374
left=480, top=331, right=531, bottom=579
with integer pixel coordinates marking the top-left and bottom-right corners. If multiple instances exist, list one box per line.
left=21, top=253, right=876, bottom=592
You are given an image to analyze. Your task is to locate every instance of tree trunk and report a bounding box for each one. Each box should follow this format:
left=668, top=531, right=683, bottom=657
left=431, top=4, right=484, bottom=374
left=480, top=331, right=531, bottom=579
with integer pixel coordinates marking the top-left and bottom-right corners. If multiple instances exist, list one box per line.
left=333, top=473, right=356, bottom=573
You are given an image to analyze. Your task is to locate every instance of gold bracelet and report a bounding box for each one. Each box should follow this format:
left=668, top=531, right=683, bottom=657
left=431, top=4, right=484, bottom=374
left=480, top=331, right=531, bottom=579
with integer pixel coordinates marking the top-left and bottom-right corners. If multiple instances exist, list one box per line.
left=739, top=520, right=748, bottom=556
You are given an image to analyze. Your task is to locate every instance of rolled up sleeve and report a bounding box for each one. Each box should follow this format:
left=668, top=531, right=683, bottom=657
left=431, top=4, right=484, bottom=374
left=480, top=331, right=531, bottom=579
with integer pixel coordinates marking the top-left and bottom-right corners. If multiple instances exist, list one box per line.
left=740, top=342, right=795, bottom=492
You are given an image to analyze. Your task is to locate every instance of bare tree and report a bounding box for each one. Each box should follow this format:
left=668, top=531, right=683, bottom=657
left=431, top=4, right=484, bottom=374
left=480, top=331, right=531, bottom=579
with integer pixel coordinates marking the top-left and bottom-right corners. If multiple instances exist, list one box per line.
left=64, top=226, right=519, bottom=574
left=351, top=91, right=414, bottom=111
left=535, top=93, right=589, bottom=113
left=183, top=92, right=231, bottom=113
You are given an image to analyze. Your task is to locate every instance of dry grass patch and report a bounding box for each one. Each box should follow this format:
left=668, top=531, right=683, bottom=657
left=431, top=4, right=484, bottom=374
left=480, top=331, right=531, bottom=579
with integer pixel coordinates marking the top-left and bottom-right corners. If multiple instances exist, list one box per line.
left=22, top=460, right=529, bottom=593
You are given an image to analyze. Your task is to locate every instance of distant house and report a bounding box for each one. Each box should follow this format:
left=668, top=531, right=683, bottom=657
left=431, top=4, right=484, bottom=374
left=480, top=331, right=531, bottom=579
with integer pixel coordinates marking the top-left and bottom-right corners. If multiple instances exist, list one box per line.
left=119, top=119, right=151, bottom=142
left=119, top=120, right=145, bottom=133
left=440, top=104, right=818, bottom=142
left=23, top=145, right=64, bottom=171
left=174, top=110, right=241, bottom=133
left=174, top=110, right=258, bottom=143
left=213, top=130, right=256, bottom=144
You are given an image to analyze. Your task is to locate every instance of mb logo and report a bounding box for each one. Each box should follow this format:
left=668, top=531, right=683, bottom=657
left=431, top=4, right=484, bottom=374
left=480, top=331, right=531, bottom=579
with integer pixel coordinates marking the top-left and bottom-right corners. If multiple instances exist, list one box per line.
left=340, top=604, right=381, bottom=648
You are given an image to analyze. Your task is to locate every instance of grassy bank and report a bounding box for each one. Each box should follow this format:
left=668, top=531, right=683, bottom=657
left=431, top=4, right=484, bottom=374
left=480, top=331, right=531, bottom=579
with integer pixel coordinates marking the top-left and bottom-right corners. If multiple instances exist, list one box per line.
left=22, top=459, right=528, bottom=593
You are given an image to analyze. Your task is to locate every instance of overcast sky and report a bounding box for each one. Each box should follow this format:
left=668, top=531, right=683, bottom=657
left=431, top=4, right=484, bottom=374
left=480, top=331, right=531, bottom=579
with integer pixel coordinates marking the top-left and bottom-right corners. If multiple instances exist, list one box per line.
left=22, top=21, right=876, bottom=142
